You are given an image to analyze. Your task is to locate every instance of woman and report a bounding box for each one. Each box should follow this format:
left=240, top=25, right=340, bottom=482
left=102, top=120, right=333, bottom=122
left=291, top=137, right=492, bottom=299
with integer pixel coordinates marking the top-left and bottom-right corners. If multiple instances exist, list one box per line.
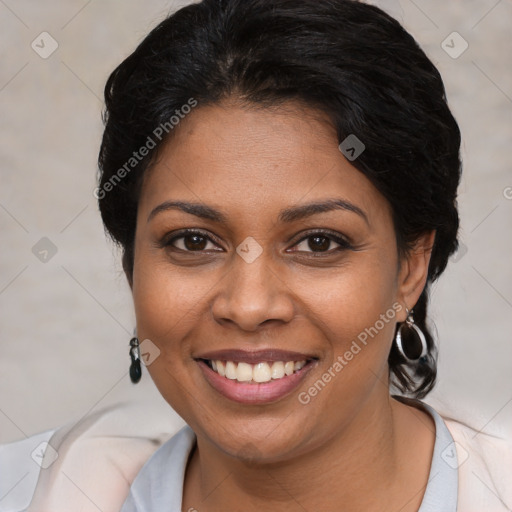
left=20, top=0, right=510, bottom=511
left=99, top=0, right=459, bottom=509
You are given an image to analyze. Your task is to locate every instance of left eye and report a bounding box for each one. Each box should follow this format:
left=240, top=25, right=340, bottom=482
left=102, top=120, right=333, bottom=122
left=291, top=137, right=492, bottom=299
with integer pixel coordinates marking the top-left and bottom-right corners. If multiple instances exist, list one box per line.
left=292, top=233, right=347, bottom=253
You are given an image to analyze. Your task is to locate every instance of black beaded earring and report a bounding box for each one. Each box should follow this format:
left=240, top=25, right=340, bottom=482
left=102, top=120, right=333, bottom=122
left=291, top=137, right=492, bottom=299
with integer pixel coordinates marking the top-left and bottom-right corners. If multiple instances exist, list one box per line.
left=129, top=336, right=142, bottom=383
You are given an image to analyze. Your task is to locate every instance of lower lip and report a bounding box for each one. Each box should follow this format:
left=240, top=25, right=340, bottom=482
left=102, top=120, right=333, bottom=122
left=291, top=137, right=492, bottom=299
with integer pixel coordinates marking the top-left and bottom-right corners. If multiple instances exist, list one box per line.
left=196, top=360, right=316, bottom=404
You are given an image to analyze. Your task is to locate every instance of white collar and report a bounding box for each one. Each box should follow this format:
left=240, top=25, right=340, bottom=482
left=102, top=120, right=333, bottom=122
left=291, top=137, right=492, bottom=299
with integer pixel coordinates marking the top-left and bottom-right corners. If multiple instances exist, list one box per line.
left=121, top=399, right=457, bottom=511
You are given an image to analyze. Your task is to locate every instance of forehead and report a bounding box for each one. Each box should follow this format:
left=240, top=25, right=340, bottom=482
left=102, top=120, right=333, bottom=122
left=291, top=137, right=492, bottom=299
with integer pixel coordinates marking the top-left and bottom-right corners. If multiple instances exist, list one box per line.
left=138, top=100, right=392, bottom=228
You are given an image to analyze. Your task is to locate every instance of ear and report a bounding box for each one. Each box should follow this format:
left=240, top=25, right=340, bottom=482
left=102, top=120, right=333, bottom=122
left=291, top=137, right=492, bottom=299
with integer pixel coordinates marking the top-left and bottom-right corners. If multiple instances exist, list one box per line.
left=396, top=230, right=436, bottom=322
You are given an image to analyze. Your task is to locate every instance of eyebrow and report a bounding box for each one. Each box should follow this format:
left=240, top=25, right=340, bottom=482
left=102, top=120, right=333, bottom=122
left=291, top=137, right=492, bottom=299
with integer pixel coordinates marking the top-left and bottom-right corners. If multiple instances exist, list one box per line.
left=147, top=198, right=369, bottom=226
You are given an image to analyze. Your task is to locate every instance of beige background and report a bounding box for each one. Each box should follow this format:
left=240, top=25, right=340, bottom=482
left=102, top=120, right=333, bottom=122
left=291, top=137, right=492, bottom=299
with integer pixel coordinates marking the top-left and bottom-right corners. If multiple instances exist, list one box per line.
left=1, top=0, right=511, bottom=445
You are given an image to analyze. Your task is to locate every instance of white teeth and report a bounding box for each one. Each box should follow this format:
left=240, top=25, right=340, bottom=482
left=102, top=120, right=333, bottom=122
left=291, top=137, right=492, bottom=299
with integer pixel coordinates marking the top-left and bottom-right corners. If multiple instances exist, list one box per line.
left=209, top=359, right=307, bottom=383
left=225, top=361, right=237, bottom=380
left=216, top=360, right=225, bottom=377
left=271, top=361, right=285, bottom=379
left=236, top=362, right=253, bottom=382
left=253, top=362, right=272, bottom=383
left=284, top=361, right=294, bottom=376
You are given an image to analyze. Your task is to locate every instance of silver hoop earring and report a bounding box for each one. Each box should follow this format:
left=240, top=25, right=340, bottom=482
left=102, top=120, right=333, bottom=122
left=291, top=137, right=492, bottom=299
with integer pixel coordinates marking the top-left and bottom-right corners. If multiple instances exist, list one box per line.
left=395, top=308, right=427, bottom=363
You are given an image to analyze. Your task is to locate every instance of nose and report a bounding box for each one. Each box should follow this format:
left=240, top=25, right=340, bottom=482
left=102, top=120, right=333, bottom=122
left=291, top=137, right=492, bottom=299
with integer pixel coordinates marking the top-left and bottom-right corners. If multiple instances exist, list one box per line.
left=211, top=251, right=295, bottom=332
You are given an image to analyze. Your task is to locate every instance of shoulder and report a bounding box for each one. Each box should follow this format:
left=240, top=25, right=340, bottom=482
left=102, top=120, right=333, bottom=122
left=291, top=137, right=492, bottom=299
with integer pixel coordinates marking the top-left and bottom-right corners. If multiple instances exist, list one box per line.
left=442, top=415, right=512, bottom=511
left=395, top=396, right=512, bottom=511
left=3, top=401, right=184, bottom=512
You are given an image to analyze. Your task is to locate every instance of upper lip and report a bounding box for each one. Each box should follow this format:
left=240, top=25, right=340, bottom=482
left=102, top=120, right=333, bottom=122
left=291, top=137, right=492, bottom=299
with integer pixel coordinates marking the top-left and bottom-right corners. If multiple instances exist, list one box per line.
left=194, top=349, right=318, bottom=364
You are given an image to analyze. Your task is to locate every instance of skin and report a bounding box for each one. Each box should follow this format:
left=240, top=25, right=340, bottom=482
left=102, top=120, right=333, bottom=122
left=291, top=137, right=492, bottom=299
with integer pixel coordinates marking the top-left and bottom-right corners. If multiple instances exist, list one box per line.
left=130, top=98, right=437, bottom=511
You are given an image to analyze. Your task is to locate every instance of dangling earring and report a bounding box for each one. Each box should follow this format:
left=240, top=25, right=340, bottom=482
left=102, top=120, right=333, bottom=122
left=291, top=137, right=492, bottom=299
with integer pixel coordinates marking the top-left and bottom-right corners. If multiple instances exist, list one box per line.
left=395, top=308, right=428, bottom=363
left=129, top=335, right=142, bottom=383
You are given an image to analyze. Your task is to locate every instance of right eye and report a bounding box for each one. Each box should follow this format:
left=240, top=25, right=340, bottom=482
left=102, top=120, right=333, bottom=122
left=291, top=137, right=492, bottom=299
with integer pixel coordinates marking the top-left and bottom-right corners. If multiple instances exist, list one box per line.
left=164, top=229, right=223, bottom=252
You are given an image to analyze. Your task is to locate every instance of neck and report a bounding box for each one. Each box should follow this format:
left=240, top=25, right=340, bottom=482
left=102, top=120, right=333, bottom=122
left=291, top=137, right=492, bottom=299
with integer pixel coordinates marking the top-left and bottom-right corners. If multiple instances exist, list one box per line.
left=183, top=393, right=434, bottom=511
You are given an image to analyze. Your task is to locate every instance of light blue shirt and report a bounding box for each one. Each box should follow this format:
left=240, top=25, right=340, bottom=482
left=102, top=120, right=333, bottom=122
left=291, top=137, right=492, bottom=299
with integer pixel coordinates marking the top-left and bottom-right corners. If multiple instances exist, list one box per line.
left=120, top=400, right=458, bottom=511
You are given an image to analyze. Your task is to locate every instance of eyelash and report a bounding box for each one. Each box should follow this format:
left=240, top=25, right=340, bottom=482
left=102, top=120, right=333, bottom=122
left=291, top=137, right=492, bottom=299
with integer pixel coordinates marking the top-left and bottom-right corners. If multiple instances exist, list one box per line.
left=161, top=228, right=353, bottom=255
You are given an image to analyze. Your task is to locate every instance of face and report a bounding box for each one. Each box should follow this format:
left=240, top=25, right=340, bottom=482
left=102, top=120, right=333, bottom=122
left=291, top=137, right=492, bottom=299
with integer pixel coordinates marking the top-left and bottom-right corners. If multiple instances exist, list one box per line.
left=131, top=99, right=428, bottom=462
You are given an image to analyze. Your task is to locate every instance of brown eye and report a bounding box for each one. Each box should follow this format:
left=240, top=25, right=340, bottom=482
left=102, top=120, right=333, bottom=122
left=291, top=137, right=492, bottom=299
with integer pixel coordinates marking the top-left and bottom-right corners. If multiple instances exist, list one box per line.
left=292, top=231, right=352, bottom=254
left=307, top=235, right=331, bottom=252
left=165, top=230, right=221, bottom=252
left=182, top=234, right=208, bottom=251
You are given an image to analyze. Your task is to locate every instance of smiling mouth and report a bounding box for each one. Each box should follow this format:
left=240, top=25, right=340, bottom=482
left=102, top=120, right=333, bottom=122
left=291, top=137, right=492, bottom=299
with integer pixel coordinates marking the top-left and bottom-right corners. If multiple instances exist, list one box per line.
left=201, top=359, right=309, bottom=384
left=195, top=355, right=317, bottom=404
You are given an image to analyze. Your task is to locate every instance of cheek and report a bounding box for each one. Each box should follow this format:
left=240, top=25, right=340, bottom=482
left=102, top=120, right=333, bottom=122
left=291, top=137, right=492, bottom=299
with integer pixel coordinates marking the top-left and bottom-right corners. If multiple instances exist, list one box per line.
left=132, top=249, right=210, bottom=339
left=130, top=244, right=223, bottom=401
left=297, top=259, right=400, bottom=411
left=130, top=252, right=205, bottom=416
left=299, top=255, right=399, bottom=343
left=294, top=263, right=399, bottom=415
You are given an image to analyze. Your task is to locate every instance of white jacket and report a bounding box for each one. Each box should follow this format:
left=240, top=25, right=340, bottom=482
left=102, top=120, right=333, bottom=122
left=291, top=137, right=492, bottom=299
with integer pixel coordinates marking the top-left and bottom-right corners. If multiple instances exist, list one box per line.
left=1, top=401, right=510, bottom=512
